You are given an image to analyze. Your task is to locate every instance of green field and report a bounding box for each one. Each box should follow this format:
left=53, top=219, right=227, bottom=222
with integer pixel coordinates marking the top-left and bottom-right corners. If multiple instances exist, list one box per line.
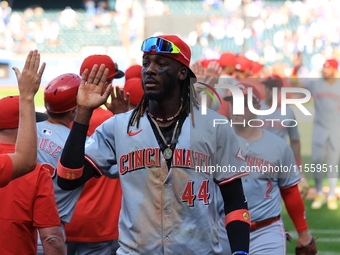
left=0, top=86, right=46, bottom=109
left=283, top=200, right=340, bottom=255
left=1, top=86, right=339, bottom=254
left=279, top=105, right=340, bottom=255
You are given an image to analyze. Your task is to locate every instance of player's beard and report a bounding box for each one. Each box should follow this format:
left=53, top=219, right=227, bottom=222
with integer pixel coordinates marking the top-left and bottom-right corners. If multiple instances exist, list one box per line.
left=143, top=75, right=177, bottom=101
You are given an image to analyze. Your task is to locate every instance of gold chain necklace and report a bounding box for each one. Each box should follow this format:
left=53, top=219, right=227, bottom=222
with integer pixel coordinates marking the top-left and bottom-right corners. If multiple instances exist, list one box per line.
left=149, top=117, right=179, bottom=160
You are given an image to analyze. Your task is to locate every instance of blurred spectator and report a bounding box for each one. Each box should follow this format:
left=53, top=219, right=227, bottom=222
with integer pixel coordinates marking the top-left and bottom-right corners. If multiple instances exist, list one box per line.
left=145, top=0, right=166, bottom=16
left=2, top=0, right=340, bottom=71
left=59, top=6, right=78, bottom=28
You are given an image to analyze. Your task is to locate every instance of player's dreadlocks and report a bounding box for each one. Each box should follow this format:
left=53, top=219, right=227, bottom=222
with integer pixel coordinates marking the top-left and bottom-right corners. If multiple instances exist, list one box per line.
left=127, top=67, right=199, bottom=134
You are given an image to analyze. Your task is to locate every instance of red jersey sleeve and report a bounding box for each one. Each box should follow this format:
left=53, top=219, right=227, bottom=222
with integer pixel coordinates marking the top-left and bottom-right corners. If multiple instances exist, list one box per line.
left=0, top=154, right=13, bottom=188
left=33, top=164, right=61, bottom=228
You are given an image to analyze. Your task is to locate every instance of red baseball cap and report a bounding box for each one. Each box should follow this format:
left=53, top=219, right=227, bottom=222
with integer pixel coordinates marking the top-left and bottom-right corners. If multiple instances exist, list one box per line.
left=250, top=61, right=262, bottom=75
left=125, top=65, right=142, bottom=81
left=80, top=55, right=124, bottom=81
left=219, top=52, right=237, bottom=66
left=224, top=83, right=261, bottom=104
left=142, top=35, right=196, bottom=78
left=323, top=59, right=339, bottom=70
left=200, top=59, right=209, bottom=69
left=235, top=55, right=252, bottom=71
left=262, top=74, right=283, bottom=88
left=200, top=59, right=219, bottom=69
left=124, top=78, right=144, bottom=105
left=0, top=96, right=48, bottom=129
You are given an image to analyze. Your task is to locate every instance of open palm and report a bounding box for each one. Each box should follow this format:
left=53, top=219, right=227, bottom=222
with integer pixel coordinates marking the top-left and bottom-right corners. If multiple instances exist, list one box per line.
left=78, top=64, right=112, bottom=110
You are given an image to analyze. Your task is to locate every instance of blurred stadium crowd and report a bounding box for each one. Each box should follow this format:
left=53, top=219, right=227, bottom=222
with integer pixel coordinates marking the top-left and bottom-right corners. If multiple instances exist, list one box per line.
left=0, top=0, right=340, bottom=76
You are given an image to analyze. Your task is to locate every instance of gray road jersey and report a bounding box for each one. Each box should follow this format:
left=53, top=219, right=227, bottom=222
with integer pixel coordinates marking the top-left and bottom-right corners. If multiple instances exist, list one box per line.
left=237, top=130, right=300, bottom=222
left=258, top=100, right=300, bottom=140
left=37, top=121, right=84, bottom=223
left=84, top=106, right=247, bottom=254
left=305, top=79, right=340, bottom=147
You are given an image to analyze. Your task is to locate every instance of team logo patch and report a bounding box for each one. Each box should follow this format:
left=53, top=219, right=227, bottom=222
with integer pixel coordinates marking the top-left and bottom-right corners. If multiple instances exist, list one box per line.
left=85, top=137, right=95, bottom=148
left=242, top=211, right=250, bottom=221
left=43, top=129, right=52, bottom=135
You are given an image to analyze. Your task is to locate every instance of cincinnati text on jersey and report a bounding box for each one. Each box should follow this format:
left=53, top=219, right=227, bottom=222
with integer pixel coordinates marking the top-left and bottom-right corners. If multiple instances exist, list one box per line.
left=246, top=155, right=275, bottom=177
left=119, top=148, right=211, bottom=174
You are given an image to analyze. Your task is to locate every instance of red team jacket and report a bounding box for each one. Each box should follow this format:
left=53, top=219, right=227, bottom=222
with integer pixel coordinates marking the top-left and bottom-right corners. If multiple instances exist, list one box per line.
left=0, top=143, right=60, bottom=255
left=0, top=154, right=13, bottom=188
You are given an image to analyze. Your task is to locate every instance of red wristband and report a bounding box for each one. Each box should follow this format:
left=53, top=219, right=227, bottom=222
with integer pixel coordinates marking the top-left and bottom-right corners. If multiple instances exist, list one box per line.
left=225, top=209, right=251, bottom=227
left=57, top=159, right=84, bottom=180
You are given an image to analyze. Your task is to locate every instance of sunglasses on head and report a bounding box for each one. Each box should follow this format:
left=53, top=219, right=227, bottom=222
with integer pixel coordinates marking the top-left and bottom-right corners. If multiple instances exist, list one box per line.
left=141, top=37, right=189, bottom=61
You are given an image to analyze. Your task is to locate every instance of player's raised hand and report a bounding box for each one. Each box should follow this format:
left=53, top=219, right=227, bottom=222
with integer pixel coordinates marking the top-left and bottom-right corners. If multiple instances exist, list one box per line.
left=12, top=50, right=46, bottom=99
left=293, top=52, right=303, bottom=69
left=78, top=64, right=112, bottom=110
left=105, top=86, right=130, bottom=114
left=204, top=60, right=221, bottom=79
left=190, top=61, right=204, bottom=79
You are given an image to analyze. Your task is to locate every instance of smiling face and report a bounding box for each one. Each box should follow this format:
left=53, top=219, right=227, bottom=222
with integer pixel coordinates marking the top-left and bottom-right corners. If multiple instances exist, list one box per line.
left=142, top=54, right=187, bottom=101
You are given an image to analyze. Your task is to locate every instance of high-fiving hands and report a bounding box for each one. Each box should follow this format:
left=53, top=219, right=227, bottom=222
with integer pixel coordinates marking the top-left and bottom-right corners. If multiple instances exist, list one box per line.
left=12, top=50, right=46, bottom=99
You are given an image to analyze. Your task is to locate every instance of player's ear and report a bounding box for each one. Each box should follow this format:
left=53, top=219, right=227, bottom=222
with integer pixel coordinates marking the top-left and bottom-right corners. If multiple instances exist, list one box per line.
left=178, top=67, right=188, bottom=81
left=70, top=108, right=77, bottom=115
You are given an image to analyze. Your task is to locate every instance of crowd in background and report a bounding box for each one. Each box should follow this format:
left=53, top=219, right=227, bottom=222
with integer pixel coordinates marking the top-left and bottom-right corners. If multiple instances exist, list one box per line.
left=1, top=0, right=340, bottom=74
left=183, top=0, right=340, bottom=75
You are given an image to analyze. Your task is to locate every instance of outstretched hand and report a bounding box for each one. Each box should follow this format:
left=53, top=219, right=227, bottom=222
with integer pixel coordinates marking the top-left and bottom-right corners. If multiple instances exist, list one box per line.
left=12, top=50, right=46, bottom=99
left=105, top=86, right=130, bottom=114
left=190, top=61, right=204, bottom=79
left=204, top=60, right=221, bottom=79
left=293, top=52, right=303, bottom=69
left=77, top=64, right=112, bottom=111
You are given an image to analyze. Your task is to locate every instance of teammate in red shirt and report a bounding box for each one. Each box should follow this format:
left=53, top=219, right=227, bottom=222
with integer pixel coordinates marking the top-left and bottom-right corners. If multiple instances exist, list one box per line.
left=0, top=96, right=65, bottom=255
left=0, top=50, right=46, bottom=187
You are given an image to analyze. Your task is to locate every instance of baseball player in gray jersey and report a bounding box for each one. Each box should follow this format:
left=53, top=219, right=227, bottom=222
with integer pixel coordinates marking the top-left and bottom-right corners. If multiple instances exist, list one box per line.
left=36, top=73, right=84, bottom=254
left=258, top=75, right=309, bottom=199
left=57, top=35, right=250, bottom=255
left=259, top=76, right=300, bottom=141
left=259, top=99, right=299, bottom=139
left=293, top=57, right=340, bottom=210
left=225, top=83, right=316, bottom=255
